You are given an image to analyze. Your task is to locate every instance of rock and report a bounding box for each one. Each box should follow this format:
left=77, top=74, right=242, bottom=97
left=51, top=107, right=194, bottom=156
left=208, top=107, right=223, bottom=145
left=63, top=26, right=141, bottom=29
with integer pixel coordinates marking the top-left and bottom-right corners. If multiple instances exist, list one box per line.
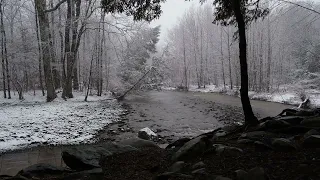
left=169, top=161, right=185, bottom=173
left=247, top=167, right=267, bottom=180
left=276, top=116, right=304, bottom=125
left=191, top=168, right=207, bottom=175
left=254, top=141, right=274, bottom=150
left=304, top=129, right=320, bottom=139
left=192, top=161, right=206, bottom=170
left=212, top=130, right=228, bottom=140
left=302, top=135, right=320, bottom=148
left=154, top=172, right=193, bottom=180
left=272, top=138, right=297, bottom=151
left=264, top=119, right=290, bottom=129
left=240, top=131, right=277, bottom=141
left=63, top=168, right=103, bottom=180
left=17, top=163, right=70, bottom=178
left=215, top=176, right=232, bottom=180
left=213, top=144, right=243, bottom=156
left=300, top=117, right=320, bottom=127
left=172, top=135, right=209, bottom=161
left=62, top=143, right=137, bottom=170
left=234, top=169, right=248, bottom=180
left=165, top=138, right=191, bottom=150
left=138, top=127, right=157, bottom=140
left=237, top=139, right=254, bottom=144
left=119, top=138, right=159, bottom=149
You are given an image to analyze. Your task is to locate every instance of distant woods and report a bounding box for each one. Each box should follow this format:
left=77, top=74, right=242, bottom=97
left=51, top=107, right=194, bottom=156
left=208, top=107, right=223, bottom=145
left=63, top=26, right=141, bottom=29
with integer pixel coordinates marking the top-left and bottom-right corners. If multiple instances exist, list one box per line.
left=0, top=0, right=161, bottom=101
left=164, top=1, right=320, bottom=92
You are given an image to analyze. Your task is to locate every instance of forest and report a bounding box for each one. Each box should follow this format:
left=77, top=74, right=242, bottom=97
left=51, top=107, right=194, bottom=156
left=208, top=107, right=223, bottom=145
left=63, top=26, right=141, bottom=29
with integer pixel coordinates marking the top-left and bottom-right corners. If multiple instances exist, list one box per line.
left=0, top=0, right=319, bottom=104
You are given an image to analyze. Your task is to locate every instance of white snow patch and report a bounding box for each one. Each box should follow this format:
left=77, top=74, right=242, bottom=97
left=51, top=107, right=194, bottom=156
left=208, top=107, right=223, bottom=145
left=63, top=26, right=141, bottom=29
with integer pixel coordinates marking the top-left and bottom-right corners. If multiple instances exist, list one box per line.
left=185, top=85, right=320, bottom=107
left=140, top=127, right=157, bottom=137
left=0, top=91, right=123, bottom=153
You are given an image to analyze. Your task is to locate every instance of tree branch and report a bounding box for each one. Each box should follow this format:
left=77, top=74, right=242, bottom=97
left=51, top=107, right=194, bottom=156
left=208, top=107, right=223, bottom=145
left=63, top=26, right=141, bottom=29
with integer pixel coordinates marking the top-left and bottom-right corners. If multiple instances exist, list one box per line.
left=44, top=0, right=67, bottom=13
left=278, top=0, right=320, bottom=15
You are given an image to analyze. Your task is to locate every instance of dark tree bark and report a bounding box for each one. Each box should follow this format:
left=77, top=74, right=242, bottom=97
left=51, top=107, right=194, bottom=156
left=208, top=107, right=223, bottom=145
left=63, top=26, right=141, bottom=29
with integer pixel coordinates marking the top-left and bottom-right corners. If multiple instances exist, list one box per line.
left=1, top=1, right=10, bottom=99
left=0, top=1, right=6, bottom=98
left=232, top=0, right=258, bottom=126
left=35, top=10, right=45, bottom=96
left=35, top=0, right=56, bottom=102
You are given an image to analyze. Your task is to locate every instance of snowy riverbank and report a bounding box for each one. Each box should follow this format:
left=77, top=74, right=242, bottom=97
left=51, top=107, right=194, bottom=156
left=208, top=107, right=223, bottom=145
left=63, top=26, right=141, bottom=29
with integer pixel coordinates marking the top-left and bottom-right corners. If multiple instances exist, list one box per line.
left=0, top=91, right=123, bottom=153
left=185, top=85, right=320, bottom=107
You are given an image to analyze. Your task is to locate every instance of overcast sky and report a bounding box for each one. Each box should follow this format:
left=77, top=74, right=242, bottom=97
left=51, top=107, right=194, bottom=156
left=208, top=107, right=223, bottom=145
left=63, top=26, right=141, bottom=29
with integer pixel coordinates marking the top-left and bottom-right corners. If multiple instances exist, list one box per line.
left=150, top=0, right=195, bottom=47
left=150, top=0, right=320, bottom=48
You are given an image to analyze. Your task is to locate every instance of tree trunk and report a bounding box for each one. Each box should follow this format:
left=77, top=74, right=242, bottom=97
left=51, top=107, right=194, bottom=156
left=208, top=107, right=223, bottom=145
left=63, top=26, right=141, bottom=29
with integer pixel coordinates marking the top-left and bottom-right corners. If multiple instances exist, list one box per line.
left=35, top=9, right=45, bottom=96
left=232, top=0, right=258, bottom=126
left=62, top=0, right=73, bottom=98
left=1, top=1, right=10, bottom=99
left=0, top=1, right=6, bottom=98
left=227, top=27, right=233, bottom=89
left=35, top=0, right=56, bottom=102
left=220, top=26, right=226, bottom=89
left=267, top=15, right=272, bottom=92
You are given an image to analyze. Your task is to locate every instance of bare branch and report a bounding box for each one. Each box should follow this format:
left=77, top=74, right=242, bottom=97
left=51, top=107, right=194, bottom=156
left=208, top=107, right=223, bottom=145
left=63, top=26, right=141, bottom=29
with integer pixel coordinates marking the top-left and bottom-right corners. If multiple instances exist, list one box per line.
left=44, top=0, right=67, bottom=13
left=278, top=0, right=320, bottom=15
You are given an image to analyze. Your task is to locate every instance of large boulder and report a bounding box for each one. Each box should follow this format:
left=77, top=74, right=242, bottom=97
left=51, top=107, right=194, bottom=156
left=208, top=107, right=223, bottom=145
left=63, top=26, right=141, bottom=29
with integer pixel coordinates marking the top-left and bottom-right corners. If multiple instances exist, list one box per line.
left=263, top=119, right=291, bottom=129
left=138, top=127, right=158, bottom=140
left=17, top=163, right=70, bottom=178
left=276, top=116, right=304, bottom=125
left=119, top=138, right=159, bottom=149
left=300, top=117, right=320, bottom=127
left=62, top=168, right=103, bottom=180
left=62, top=143, right=137, bottom=170
left=302, top=135, right=320, bottom=148
left=271, top=138, right=296, bottom=151
left=240, top=131, right=277, bottom=141
left=172, top=135, right=209, bottom=161
left=165, top=138, right=191, bottom=150
left=213, top=144, right=243, bottom=156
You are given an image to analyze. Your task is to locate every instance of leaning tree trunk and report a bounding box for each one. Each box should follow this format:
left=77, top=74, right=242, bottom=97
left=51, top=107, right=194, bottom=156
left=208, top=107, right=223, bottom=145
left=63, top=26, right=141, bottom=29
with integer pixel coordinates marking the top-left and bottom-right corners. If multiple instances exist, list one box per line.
left=232, top=0, right=258, bottom=126
left=35, top=0, right=56, bottom=102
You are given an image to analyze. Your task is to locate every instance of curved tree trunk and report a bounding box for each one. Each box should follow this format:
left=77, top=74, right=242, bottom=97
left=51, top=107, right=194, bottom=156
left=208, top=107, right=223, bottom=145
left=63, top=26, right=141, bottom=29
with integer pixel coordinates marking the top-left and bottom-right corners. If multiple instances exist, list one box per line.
left=232, top=0, right=258, bottom=126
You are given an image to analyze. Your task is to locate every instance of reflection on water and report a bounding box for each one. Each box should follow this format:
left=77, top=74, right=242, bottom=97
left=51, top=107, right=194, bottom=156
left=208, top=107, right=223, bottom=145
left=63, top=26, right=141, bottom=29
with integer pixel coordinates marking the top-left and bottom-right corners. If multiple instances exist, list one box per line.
left=0, top=146, right=65, bottom=176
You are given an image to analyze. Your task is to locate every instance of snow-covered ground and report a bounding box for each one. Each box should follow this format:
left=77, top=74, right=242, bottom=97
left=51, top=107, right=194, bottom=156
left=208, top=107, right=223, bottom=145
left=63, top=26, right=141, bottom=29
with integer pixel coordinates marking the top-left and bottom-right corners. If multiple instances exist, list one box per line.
left=0, top=91, right=123, bottom=153
left=187, top=85, right=320, bottom=107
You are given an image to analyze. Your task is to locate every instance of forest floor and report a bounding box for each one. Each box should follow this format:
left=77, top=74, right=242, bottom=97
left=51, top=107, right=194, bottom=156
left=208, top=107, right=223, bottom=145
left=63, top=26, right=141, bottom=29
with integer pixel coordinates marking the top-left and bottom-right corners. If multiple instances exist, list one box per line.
left=0, top=91, right=123, bottom=153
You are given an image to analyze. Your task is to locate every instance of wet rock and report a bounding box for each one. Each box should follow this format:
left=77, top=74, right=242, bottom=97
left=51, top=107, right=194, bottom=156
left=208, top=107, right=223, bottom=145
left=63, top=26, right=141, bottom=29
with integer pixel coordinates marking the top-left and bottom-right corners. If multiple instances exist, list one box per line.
left=212, top=130, right=228, bottom=139
left=304, top=129, right=320, bottom=139
left=254, top=141, right=274, bottom=150
left=192, top=161, right=206, bottom=170
left=17, top=163, right=70, bottom=178
left=172, top=135, right=208, bottom=161
left=240, top=131, right=277, bottom=141
left=272, top=138, right=296, bottom=151
left=191, top=168, right=207, bottom=175
left=234, top=169, right=248, bottom=180
left=276, top=116, right=304, bottom=125
left=247, top=167, right=267, bottom=180
left=138, top=127, right=157, bottom=140
left=63, top=168, right=103, bottom=180
left=62, top=143, right=137, bottom=170
left=169, top=161, right=185, bottom=172
left=264, top=119, right=290, bottom=129
left=300, top=117, right=320, bottom=127
left=166, top=138, right=191, bottom=150
left=237, top=139, right=254, bottom=144
left=154, top=172, right=193, bottom=180
left=3, top=175, right=30, bottom=180
left=215, top=176, right=232, bottom=180
left=119, top=138, right=159, bottom=149
left=213, top=144, right=243, bottom=156
left=302, top=135, right=320, bottom=148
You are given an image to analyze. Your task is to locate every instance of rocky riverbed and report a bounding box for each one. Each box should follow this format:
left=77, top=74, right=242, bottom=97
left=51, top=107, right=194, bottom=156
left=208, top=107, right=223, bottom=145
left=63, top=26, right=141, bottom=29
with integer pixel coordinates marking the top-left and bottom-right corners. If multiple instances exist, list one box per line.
left=1, top=107, right=320, bottom=180
left=0, top=91, right=296, bottom=178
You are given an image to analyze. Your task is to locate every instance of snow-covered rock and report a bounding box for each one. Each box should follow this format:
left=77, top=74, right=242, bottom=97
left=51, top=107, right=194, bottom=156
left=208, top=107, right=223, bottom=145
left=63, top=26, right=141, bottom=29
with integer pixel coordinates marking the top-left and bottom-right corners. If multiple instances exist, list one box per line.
left=138, top=127, right=157, bottom=140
